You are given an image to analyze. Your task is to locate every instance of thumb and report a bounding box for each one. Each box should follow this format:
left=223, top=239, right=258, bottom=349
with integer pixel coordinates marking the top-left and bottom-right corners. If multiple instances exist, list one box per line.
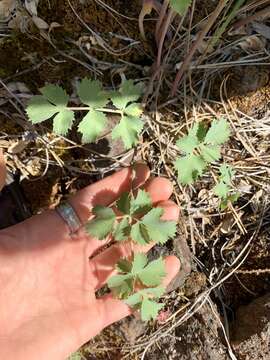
left=0, top=149, right=6, bottom=191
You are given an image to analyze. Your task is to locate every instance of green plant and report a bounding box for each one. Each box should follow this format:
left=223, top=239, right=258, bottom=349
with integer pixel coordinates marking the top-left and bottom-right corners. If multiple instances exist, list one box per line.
left=85, top=189, right=177, bottom=321
left=174, top=118, right=230, bottom=185
left=175, top=119, right=239, bottom=209
left=26, top=78, right=144, bottom=149
left=213, top=164, right=239, bottom=210
left=209, top=0, right=246, bottom=49
left=67, top=351, right=83, bottom=360
left=169, top=0, right=192, bottom=15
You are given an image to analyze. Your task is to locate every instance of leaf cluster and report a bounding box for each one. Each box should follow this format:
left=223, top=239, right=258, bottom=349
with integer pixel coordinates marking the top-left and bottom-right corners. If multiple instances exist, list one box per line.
left=85, top=189, right=177, bottom=245
left=170, top=0, right=192, bottom=15
left=108, top=253, right=166, bottom=321
left=85, top=189, right=177, bottom=321
left=26, top=79, right=144, bottom=149
left=213, top=164, right=239, bottom=209
left=175, top=118, right=230, bottom=185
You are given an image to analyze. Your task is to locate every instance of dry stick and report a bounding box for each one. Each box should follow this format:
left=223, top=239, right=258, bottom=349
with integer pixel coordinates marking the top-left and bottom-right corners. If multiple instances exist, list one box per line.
left=155, top=0, right=169, bottom=44
left=230, top=5, right=270, bottom=32
left=156, top=8, right=176, bottom=69
left=139, top=0, right=161, bottom=41
left=239, top=0, right=270, bottom=13
left=210, top=0, right=246, bottom=49
left=143, top=7, right=176, bottom=104
left=170, top=0, right=229, bottom=97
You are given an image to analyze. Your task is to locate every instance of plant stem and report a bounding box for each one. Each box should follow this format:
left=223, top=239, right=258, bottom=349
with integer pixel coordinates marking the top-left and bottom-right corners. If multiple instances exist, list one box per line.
left=96, top=108, right=123, bottom=115
left=155, top=0, right=169, bottom=44
left=68, top=107, right=91, bottom=111
left=210, top=0, right=246, bottom=49
left=170, top=0, right=230, bottom=97
left=156, top=8, right=175, bottom=69
left=67, top=107, right=123, bottom=115
left=139, top=0, right=161, bottom=41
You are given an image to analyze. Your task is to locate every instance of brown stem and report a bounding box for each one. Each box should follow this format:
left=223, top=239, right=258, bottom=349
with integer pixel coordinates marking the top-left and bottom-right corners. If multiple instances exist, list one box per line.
left=139, top=0, right=161, bottom=41
left=170, top=0, right=230, bottom=97
left=230, top=5, right=270, bottom=32
left=156, top=8, right=175, bottom=69
left=155, top=0, right=169, bottom=44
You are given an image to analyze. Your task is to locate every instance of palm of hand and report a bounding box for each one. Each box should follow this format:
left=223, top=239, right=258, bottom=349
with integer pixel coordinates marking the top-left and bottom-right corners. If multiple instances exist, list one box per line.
left=0, top=165, right=180, bottom=360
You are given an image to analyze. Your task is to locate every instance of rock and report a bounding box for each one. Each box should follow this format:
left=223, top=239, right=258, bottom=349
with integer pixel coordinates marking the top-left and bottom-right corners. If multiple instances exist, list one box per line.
left=145, top=301, right=229, bottom=360
left=183, top=271, right=207, bottom=297
left=232, top=293, right=270, bottom=359
left=116, top=316, right=147, bottom=344
left=167, top=235, right=193, bottom=292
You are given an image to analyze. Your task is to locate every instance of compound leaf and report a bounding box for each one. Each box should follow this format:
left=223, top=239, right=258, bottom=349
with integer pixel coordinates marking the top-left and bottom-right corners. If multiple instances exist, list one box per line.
left=141, top=298, right=164, bottom=321
left=108, top=273, right=130, bottom=288
left=117, top=259, right=132, bottom=273
left=40, top=84, right=69, bottom=106
left=175, top=154, right=206, bottom=185
left=26, top=96, right=58, bottom=123
left=137, top=257, right=166, bottom=286
left=214, top=164, right=237, bottom=205
left=85, top=206, right=116, bottom=240
left=112, top=115, right=143, bottom=149
left=130, top=222, right=150, bottom=245
left=125, top=291, right=142, bottom=307
left=220, top=164, right=234, bottom=184
left=110, top=255, right=166, bottom=320
left=113, top=217, right=131, bottom=241
left=176, top=130, right=198, bottom=154
left=77, top=78, right=108, bottom=108
left=170, top=0, right=192, bottom=15
left=132, top=253, right=148, bottom=273
left=196, top=123, right=208, bottom=142
left=213, top=181, right=229, bottom=199
left=205, top=118, right=230, bottom=145
left=125, top=103, right=143, bottom=117
left=78, top=109, right=107, bottom=143
left=116, top=192, right=131, bottom=214
left=141, top=208, right=177, bottom=245
left=109, top=256, right=165, bottom=295
left=125, top=286, right=165, bottom=307
left=130, top=189, right=152, bottom=215
left=200, top=144, right=221, bottom=163
left=111, top=80, right=143, bottom=109
left=108, top=275, right=133, bottom=298
left=26, top=85, right=74, bottom=135
left=145, top=286, right=165, bottom=298
left=53, top=109, right=75, bottom=136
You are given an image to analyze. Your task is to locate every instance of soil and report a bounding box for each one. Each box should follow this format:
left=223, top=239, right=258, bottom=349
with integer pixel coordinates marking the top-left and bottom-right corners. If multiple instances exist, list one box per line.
left=231, top=293, right=270, bottom=359
left=1, top=0, right=270, bottom=359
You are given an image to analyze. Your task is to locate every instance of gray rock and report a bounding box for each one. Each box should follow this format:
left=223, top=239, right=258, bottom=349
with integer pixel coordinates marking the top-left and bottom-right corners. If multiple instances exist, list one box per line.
left=232, top=293, right=270, bottom=359
left=145, top=302, right=229, bottom=360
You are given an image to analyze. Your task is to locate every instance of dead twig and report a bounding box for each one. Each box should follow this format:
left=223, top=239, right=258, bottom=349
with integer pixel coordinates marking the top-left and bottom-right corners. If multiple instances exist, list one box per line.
left=171, top=0, right=230, bottom=96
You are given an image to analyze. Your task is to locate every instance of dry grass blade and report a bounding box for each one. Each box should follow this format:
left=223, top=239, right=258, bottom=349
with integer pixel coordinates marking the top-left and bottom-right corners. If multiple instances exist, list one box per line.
left=171, top=0, right=230, bottom=96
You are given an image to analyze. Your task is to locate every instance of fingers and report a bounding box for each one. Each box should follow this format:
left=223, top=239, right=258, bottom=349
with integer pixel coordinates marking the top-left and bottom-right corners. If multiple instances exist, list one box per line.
left=162, top=255, right=181, bottom=288
left=143, top=177, right=173, bottom=204
left=0, top=148, right=6, bottom=191
left=86, top=177, right=175, bottom=257
left=89, top=200, right=180, bottom=290
left=94, top=295, right=132, bottom=334
left=69, top=163, right=150, bottom=224
left=93, top=255, right=180, bottom=333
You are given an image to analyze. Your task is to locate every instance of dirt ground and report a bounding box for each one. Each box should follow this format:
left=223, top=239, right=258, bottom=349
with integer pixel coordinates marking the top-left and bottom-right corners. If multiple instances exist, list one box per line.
left=1, top=0, right=270, bottom=359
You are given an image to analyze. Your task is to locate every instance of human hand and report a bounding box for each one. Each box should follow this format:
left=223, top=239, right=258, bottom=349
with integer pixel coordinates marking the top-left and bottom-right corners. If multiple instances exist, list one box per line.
left=0, top=157, right=180, bottom=360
